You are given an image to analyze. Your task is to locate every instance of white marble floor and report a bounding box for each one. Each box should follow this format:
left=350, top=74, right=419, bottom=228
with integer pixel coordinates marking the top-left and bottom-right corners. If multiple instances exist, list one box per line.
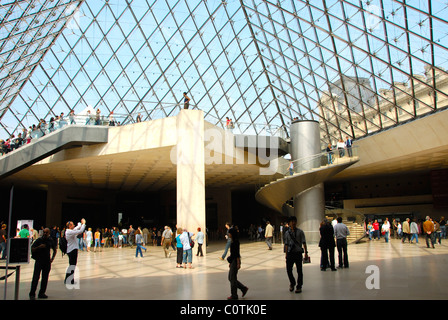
left=1, top=237, right=448, bottom=301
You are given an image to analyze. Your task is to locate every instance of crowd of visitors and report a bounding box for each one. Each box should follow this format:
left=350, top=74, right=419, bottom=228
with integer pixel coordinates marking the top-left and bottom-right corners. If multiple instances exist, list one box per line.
left=1, top=213, right=446, bottom=300
left=365, top=216, right=446, bottom=246
left=0, top=109, right=140, bottom=156
left=326, top=136, right=354, bottom=164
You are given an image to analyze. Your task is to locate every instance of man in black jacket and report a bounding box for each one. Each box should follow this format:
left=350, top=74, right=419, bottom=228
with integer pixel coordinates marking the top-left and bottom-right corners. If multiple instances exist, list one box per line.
left=227, top=227, right=248, bottom=300
left=284, top=216, right=308, bottom=293
left=29, top=228, right=57, bottom=300
left=319, top=219, right=337, bottom=271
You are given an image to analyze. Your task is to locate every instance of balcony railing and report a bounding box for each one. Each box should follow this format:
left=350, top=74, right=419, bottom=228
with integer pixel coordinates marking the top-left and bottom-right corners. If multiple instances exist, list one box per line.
left=278, top=146, right=359, bottom=177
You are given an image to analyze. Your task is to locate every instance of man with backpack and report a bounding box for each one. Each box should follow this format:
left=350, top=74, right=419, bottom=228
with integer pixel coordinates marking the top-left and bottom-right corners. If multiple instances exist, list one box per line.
left=29, top=228, right=57, bottom=300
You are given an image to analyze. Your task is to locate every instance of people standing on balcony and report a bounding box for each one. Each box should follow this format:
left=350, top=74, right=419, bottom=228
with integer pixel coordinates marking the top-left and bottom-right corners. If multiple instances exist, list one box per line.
left=289, top=161, right=294, bottom=175
left=69, top=110, right=76, bottom=124
left=326, top=143, right=334, bottom=164
left=38, top=119, right=46, bottom=136
left=337, top=139, right=345, bottom=158
left=183, top=92, right=191, bottom=109
left=225, top=117, right=235, bottom=130
left=108, top=111, right=116, bottom=126
left=95, top=108, right=101, bottom=125
left=59, top=113, right=66, bottom=128
left=26, top=127, right=32, bottom=144
left=85, top=110, right=92, bottom=125
left=136, top=113, right=142, bottom=123
left=334, top=217, right=350, bottom=269
left=345, top=136, right=353, bottom=157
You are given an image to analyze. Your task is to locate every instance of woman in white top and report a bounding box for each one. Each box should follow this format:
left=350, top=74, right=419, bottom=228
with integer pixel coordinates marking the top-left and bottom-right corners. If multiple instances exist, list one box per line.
left=64, top=218, right=86, bottom=285
left=179, top=228, right=195, bottom=269
left=337, top=139, right=345, bottom=158
left=85, top=228, right=92, bottom=252
left=381, top=221, right=390, bottom=243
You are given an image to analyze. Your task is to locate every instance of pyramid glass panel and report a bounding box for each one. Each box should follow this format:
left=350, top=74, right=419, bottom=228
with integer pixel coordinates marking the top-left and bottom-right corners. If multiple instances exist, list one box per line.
left=1, top=0, right=448, bottom=147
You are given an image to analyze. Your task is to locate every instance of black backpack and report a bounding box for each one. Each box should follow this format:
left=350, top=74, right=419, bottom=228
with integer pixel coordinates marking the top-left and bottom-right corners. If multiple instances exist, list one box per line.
left=59, top=236, right=68, bottom=256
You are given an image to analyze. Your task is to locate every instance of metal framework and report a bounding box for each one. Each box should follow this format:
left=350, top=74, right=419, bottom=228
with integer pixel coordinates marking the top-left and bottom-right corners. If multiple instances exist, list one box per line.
left=1, top=0, right=448, bottom=146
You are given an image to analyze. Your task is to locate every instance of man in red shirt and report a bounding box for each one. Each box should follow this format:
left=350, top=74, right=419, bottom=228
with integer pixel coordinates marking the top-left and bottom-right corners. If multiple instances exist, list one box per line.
left=373, top=220, right=380, bottom=240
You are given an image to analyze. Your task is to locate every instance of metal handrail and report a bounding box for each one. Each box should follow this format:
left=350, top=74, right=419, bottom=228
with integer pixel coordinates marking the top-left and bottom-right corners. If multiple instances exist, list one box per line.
left=278, top=145, right=359, bottom=176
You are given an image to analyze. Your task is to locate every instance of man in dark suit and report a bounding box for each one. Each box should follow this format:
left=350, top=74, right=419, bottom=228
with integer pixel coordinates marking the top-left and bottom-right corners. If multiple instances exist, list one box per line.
left=319, top=219, right=337, bottom=271
left=29, top=228, right=57, bottom=299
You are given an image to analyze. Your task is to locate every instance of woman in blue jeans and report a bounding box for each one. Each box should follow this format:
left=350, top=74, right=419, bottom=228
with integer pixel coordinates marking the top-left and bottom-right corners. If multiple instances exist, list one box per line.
left=176, top=228, right=184, bottom=268
left=179, top=228, right=195, bottom=269
left=135, top=229, right=146, bottom=257
left=410, top=219, right=419, bottom=243
left=112, top=227, right=119, bottom=248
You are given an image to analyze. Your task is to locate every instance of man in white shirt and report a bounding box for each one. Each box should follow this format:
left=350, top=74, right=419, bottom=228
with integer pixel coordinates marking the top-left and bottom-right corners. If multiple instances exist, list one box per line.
left=265, top=221, right=274, bottom=250
left=333, top=217, right=350, bottom=269
left=64, top=218, right=86, bottom=285
left=337, top=139, right=345, bottom=158
left=121, top=228, right=128, bottom=246
left=161, top=226, right=173, bottom=258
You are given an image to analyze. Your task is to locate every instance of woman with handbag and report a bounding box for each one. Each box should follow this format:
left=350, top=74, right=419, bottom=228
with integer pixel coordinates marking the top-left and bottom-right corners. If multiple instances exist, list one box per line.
left=179, top=228, right=195, bottom=269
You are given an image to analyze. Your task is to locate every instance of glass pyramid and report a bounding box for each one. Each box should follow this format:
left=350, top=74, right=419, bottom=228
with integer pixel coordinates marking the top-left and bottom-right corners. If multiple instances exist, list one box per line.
left=1, top=0, right=448, bottom=147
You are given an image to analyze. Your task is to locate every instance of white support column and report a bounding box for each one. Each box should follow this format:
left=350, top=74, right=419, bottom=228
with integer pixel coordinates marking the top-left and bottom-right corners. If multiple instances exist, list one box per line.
left=176, top=110, right=206, bottom=253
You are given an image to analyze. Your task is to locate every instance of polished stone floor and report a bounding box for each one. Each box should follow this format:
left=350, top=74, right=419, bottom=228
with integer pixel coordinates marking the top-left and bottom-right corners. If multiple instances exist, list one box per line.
left=1, top=237, right=448, bottom=301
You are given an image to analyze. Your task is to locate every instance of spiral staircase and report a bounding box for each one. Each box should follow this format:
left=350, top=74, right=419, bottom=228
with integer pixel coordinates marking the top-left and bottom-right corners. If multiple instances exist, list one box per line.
left=255, top=149, right=360, bottom=213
